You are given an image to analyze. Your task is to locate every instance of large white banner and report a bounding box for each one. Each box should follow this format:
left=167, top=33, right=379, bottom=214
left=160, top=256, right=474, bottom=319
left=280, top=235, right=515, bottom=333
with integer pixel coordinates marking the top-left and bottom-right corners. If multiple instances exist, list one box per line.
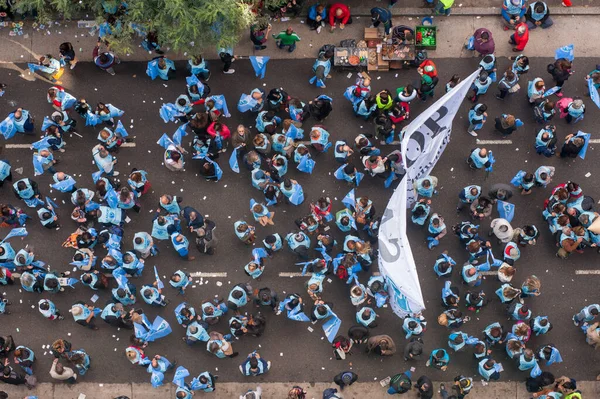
left=378, top=175, right=425, bottom=317
left=401, top=69, right=480, bottom=206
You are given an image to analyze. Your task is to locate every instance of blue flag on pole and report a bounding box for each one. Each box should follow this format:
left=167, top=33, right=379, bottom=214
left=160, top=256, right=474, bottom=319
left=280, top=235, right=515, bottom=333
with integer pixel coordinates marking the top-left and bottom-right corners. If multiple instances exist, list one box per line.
left=41, top=116, right=58, bottom=131
left=31, top=137, right=53, bottom=150
left=146, top=316, right=172, bottom=342
left=555, top=44, right=574, bottom=61
left=0, top=116, right=17, bottom=139
left=154, top=265, right=164, bottom=289
left=285, top=124, right=304, bottom=140
left=46, top=196, right=60, bottom=210
left=115, top=120, right=129, bottom=138
left=159, top=103, right=178, bottom=123
left=157, top=133, right=174, bottom=149
left=543, top=86, right=561, bottom=97
left=297, top=154, right=315, bottom=174
left=186, top=74, right=200, bottom=87
left=32, top=154, right=45, bottom=176
left=92, top=170, right=103, bottom=184
left=342, top=189, right=355, bottom=210
left=173, top=123, right=188, bottom=146
left=85, top=111, right=102, bottom=127
left=576, top=131, right=591, bottom=160
left=1, top=227, right=28, bottom=243
left=355, top=171, right=364, bottom=186
left=249, top=56, right=270, bottom=79
left=105, top=188, right=119, bottom=208
left=510, top=170, right=526, bottom=187
left=485, top=151, right=495, bottom=173
left=107, top=104, right=124, bottom=118
left=322, top=314, right=342, bottom=343
left=146, top=60, right=160, bottom=80
left=588, top=78, right=600, bottom=109
left=208, top=95, right=230, bottom=117
left=497, top=200, right=515, bottom=222
left=173, top=366, right=190, bottom=387
left=229, top=146, right=240, bottom=173
left=237, top=93, right=258, bottom=113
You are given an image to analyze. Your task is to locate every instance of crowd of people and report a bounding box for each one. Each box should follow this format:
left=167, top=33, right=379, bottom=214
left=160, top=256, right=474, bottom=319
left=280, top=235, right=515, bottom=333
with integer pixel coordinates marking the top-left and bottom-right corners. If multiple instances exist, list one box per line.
left=0, top=1, right=598, bottom=399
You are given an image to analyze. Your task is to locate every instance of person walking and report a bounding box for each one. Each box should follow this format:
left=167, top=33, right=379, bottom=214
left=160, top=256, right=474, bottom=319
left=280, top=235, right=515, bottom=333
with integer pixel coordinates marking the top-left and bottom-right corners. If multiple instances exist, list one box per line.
left=333, top=370, right=358, bottom=390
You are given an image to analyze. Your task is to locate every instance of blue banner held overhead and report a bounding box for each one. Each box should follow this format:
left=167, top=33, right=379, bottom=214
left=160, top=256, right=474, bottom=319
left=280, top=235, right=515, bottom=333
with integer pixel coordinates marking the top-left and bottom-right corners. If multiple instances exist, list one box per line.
left=497, top=200, right=515, bottom=223
left=249, top=56, right=270, bottom=79
left=589, top=78, right=600, bottom=109
left=555, top=44, right=574, bottom=61
left=229, top=146, right=240, bottom=173
left=576, top=131, right=591, bottom=160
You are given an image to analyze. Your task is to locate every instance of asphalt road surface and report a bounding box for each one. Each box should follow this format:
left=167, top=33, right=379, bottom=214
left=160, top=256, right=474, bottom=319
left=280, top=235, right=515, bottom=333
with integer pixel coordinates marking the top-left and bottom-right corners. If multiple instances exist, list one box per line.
left=0, top=57, right=599, bottom=384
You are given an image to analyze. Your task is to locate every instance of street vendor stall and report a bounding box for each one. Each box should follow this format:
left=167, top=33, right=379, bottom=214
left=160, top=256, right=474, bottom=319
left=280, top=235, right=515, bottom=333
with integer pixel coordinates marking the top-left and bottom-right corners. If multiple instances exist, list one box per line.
left=334, top=47, right=369, bottom=70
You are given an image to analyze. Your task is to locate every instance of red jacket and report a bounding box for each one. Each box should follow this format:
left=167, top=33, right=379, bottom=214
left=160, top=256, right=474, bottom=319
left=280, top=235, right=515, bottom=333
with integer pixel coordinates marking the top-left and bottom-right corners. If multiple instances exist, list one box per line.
left=329, top=3, right=351, bottom=26
left=512, top=23, right=529, bottom=51
left=207, top=122, right=231, bottom=140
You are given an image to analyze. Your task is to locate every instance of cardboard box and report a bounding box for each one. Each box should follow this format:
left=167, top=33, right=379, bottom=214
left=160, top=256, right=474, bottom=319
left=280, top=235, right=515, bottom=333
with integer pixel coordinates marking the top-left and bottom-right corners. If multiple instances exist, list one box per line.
left=364, top=27, right=380, bottom=40
left=389, top=61, right=403, bottom=70
left=377, top=52, right=389, bottom=71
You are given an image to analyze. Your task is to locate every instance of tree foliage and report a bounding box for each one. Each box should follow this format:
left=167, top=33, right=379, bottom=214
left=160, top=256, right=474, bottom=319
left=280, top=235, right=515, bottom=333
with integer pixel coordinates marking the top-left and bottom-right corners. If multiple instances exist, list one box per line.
left=14, top=0, right=256, bottom=56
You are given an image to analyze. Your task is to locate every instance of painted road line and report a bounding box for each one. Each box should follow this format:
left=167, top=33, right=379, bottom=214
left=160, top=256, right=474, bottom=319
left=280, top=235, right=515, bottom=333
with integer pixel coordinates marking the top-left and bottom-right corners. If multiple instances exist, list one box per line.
left=475, top=139, right=513, bottom=145
left=589, top=139, right=600, bottom=144
left=575, top=270, right=600, bottom=275
left=189, top=272, right=227, bottom=278
left=380, top=141, right=401, bottom=145
left=279, top=272, right=305, bottom=278
left=6, top=142, right=136, bottom=148
left=480, top=271, right=496, bottom=276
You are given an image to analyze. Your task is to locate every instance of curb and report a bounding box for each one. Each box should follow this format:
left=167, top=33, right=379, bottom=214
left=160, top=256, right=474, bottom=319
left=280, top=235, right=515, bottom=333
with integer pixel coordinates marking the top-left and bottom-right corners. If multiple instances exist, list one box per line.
left=348, top=6, right=600, bottom=17
left=0, top=380, right=597, bottom=398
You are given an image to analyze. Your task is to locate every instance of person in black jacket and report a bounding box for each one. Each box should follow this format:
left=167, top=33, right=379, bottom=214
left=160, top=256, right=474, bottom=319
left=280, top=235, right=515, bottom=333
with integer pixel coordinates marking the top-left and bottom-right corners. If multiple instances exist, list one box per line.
left=415, top=375, right=434, bottom=399
left=548, top=58, right=572, bottom=94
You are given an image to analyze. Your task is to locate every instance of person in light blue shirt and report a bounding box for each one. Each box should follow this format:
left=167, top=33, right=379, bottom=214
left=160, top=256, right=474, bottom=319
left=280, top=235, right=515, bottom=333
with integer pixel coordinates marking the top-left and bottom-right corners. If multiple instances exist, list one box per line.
left=239, top=352, right=271, bottom=376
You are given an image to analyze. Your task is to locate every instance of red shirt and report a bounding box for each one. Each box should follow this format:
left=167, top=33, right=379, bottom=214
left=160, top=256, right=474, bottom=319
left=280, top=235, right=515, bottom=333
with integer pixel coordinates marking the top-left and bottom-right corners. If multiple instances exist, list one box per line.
left=419, top=60, right=438, bottom=78
left=512, top=23, right=529, bottom=51
left=329, top=3, right=351, bottom=26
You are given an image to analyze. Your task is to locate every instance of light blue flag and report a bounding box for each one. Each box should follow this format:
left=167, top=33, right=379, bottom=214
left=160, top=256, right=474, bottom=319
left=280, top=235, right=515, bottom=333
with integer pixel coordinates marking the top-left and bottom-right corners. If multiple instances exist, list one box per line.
left=297, top=154, right=315, bottom=174
left=0, top=116, right=17, bottom=139
left=134, top=322, right=148, bottom=341
left=510, top=170, right=526, bottom=187
left=41, top=116, right=58, bottom=131
left=576, top=131, right=591, bottom=160
left=555, top=44, right=574, bottom=61
left=252, top=247, right=268, bottom=262
left=159, top=103, right=178, bottom=123
left=31, top=137, right=53, bottom=150
left=1, top=227, right=28, bottom=243
left=288, top=307, right=310, bottom=322
left=61, top=93, right=76, bottom=110
left=249, top=56, right=270, bottom=79
left=208, top=95, right=230, bottom=117
left=32, top=154, right=45, bottom=176
left=146, top=316, right=172, bottom=342
left=173, top=366, right=190, bottom=387
left=186, top=74, right=200, bottom=87
left=85, top=111, right=101, bottom=127
left=229, top=146, right=240, bottom=173
left=384, top=172, right=395, bottom=188
left=588, top=78, right=600, bottom=109
left=51, top=177, right=76, bottom=192
left=154, top=265, right=164, bottom=289
left=497, top=200, right=515, bottom=222
left=200, top=157, right=223, bottom=181
left=355, top=171, right=364, bottom=186
left=173, top=123, right=188, bottom=146
left=289, top=185, right=305, bottom=206
left=285, top=124, right=304, bottom=140
left=27, top=63, right=55, bottom=74
left=151, top=371, right=164, bottom=388
left=543, top=86, right=561, bottom=97
left=105, top=188, right=119, bottom=208
left=546, top=347, right=563, bottom=365
left=485, top=151, right=495, bottom=173
left=322, top=314, right=342, bottom=343
left=115, top=120, right=129, bottom=138
left=107, top=104, right=124, bottom=118
left=316, top=94, right=333, bottom=103
left=342, top=189, right=355, bottom=210
left=92, top=170, right=103, bottom=184
left=530, top=362, right=542, bottom=378
left=157, top=133, right=174, bottom=149
left=237, top=93, right=258, bottom=113
left=146, top=60, right=160, bottom=80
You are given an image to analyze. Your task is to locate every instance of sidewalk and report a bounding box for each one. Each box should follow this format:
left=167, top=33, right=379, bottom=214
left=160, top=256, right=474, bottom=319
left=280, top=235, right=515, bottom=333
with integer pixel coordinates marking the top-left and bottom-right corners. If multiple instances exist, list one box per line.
left=0, top=380, right=597, bottom=399
left=1, top=13, right=599, bottom=70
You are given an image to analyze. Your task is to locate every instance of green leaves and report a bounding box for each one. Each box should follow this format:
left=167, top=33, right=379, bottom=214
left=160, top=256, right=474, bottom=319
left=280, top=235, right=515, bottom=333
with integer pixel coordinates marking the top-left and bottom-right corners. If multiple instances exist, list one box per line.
left=18, top=0, right=256, bottom=56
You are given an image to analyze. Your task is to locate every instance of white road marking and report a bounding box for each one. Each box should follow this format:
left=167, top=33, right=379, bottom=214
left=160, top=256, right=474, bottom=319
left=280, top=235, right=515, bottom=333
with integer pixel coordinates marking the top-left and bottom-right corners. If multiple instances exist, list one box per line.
left=480, top=271, right=496, bottom=276
left=5, top=142, right=136, bottom=148
left=575, top=270, right=600, bottom=275
left=475, top=140, right=513, bottom=145
left=279, top=272, right=305, bottom=278
left=380, top=141, right=401, bottom=145
left=189, top=272, right=227, bottom=278
left=589, top=139, right=600, bottom=144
